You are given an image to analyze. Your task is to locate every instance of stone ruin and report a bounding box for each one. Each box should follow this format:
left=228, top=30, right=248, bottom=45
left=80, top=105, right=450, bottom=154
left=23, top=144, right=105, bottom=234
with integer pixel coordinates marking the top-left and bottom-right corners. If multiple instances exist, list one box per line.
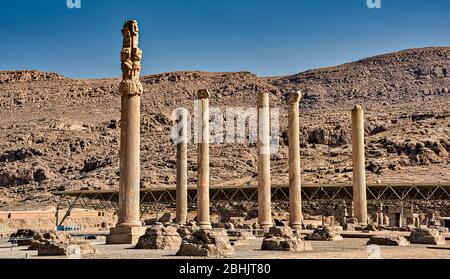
left=227, top=229, right=256, bottom=246
left=134, top=222, right=252, bottom=255
left=367, top=235, right=410, bottom=246
left=261, top=226, right=313, bottom=252
left=176, top=229, right=234, bottom=257
left=409, top=226, right=447, bottom=245
left=306, top=225, right=344, bottom=242
left=135, top=225, right=182, bottom=250
left=10, top=229, right=97, bottom=257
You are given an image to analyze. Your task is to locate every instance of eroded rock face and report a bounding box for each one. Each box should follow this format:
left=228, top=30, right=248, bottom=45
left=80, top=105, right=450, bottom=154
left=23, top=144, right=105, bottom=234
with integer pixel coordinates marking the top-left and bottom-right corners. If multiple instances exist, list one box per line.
left=135, top=225, right=182, bottom=250
left=261, top=226, right=313, bottom=252
left=409, top=226, right=446, bottom=245
left=176, top=229, right=234, bottom=257
left=307, top=225, right=344, bottom=242
left=367, top=235, right=410, bottom=246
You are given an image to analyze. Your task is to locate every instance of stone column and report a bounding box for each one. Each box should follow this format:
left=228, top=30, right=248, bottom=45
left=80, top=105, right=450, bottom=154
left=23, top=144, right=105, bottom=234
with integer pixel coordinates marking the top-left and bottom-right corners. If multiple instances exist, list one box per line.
left=176, top=110, right=188, bottom=224
left=409, top=205, right=414, bottom=226
left=257, top=92, right=273, bottom=230
left=351, top=105, right=368, bottom=226
left=197, top=89, right=212, bottom=230
left=379, top=203, right=384, bottom=226
left=288, top=91, right=303, bottom=229
left=107, top=20, right=146, bottom=244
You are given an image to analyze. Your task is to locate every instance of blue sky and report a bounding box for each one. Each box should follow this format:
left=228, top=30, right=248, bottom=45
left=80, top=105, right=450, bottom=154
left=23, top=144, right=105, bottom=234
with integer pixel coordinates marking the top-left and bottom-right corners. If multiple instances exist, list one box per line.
left=0, top=0, right=449, bottom=78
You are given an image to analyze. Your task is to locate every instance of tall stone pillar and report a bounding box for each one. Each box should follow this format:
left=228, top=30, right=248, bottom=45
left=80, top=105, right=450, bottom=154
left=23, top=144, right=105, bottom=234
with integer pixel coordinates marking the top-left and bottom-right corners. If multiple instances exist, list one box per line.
left=288, top=91, right=303, bottom=229
left=351, top=105, right=368, bottom=226
left=197, top=89, right=212, bottom=230
left=257, top=92, right=273, bottom=230
left=107, top=20, right=146, bottom=244
left=176, top=110, right=188, bottom=224
left=379, top=203, right=384, bottom=226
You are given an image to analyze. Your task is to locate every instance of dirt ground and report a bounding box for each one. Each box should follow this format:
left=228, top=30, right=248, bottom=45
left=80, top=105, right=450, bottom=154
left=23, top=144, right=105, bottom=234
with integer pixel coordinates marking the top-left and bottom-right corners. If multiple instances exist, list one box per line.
left=0, top=237, right=448, bottom=260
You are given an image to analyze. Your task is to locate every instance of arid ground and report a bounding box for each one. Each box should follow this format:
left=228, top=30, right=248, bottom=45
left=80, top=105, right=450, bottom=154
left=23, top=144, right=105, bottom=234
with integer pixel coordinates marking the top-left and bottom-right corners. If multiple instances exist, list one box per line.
left=1, top=234, right=449, bottom=259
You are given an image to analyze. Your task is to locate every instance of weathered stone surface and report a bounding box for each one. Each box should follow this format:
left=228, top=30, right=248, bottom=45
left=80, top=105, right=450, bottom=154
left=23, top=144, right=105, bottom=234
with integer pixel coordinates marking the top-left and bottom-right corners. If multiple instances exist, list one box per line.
left=367, top=235, right=410, bottom=246
left=25, top=230, right=72, bottom=250
left=307, top=225, right=344, bottom=241
left=224, top=223, right=235, bottom=230
left=135, top=225, right=182, bottom=250
left=409, top=226, right=446, bottom=245
left=262, top=237, right=313, bottom=252
left=70, top=239, right=98, bottom=255
left=364, top=223, right=379, bottom=231
left=236, top=224, right=252, bottom=231
left=227, top=230, right=255, bottom=246
left=28, top=230, right=96, bottom=256
left=264, top=226, right=295, bottom=238
left=37, top=241, right=81, bottom=257
left=261, top=226, right=313, bottom=252
left=29, top=240, right=43, bottom=251
left=158, top=213, right=173, bottom=223
left=228, top=217, right=245, bottom=226
left=36, top=231, right=73, bottom=242
left=177, top=226, right=193, bottom=239
left=176, top=229, right=234, bottom=257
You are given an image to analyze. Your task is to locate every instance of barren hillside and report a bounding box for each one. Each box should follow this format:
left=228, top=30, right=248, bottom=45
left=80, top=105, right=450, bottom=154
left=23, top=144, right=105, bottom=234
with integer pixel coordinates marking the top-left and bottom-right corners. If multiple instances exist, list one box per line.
left=0, top=47, right=449, bottom=208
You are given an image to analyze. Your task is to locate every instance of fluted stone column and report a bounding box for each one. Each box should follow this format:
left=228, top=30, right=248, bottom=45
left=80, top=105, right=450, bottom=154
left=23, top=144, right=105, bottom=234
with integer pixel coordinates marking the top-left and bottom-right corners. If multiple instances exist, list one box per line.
left=197, top=89, right=212, bottom=230
left=176, top=110, right=188, bottom=224
left=351, top=105, right=368, bottom=226
left=288, top=91, right=303, bottom=229
left=107, top=20, right=145, bottom=244
left=258, top=92, right=273, bottom=230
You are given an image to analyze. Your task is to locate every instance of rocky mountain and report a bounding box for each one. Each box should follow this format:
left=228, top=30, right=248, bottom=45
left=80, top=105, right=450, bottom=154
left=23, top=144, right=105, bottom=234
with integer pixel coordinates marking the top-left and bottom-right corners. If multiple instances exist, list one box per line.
left=0, top=47, right=449, bottom=208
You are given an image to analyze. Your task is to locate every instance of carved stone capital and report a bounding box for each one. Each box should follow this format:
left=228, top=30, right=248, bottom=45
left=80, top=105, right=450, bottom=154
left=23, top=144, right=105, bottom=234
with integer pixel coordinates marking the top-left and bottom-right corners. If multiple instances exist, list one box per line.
left=288, top=90, right=302, bottom=104
left=120, top=80, right=143, bottom=96
left=121, top=20, right=142, bottom=87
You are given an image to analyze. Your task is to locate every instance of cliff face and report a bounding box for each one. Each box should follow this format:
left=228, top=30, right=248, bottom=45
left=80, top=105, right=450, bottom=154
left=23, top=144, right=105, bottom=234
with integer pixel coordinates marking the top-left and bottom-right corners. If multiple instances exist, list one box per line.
left=0, top=47, right=449, bottom=208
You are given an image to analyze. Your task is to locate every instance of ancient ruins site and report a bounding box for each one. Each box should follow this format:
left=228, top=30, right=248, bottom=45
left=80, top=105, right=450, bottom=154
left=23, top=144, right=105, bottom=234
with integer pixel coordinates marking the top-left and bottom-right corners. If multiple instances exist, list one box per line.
left=1, top=6, right=450, bottom=261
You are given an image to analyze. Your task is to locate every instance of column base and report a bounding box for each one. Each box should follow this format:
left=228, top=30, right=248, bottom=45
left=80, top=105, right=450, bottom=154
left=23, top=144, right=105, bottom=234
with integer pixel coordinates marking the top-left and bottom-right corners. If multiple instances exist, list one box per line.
left=198, top=222, right=212, bottom=230
left=259, top=221, right=274, bottom=231
left=106, top=226, right=146, bottom=245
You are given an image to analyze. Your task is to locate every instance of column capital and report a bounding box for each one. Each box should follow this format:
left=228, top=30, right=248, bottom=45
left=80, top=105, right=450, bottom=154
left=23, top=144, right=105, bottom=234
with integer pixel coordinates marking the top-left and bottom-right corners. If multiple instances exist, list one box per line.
left=288, top=90, right=302, bottom=104
left=121, top=20, right=143, bottom=83
left=197, top=89, right=211, bottom=99
left=119, top=80, right=143, bottom=96
left=352, top=105, right=363, bottom=112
